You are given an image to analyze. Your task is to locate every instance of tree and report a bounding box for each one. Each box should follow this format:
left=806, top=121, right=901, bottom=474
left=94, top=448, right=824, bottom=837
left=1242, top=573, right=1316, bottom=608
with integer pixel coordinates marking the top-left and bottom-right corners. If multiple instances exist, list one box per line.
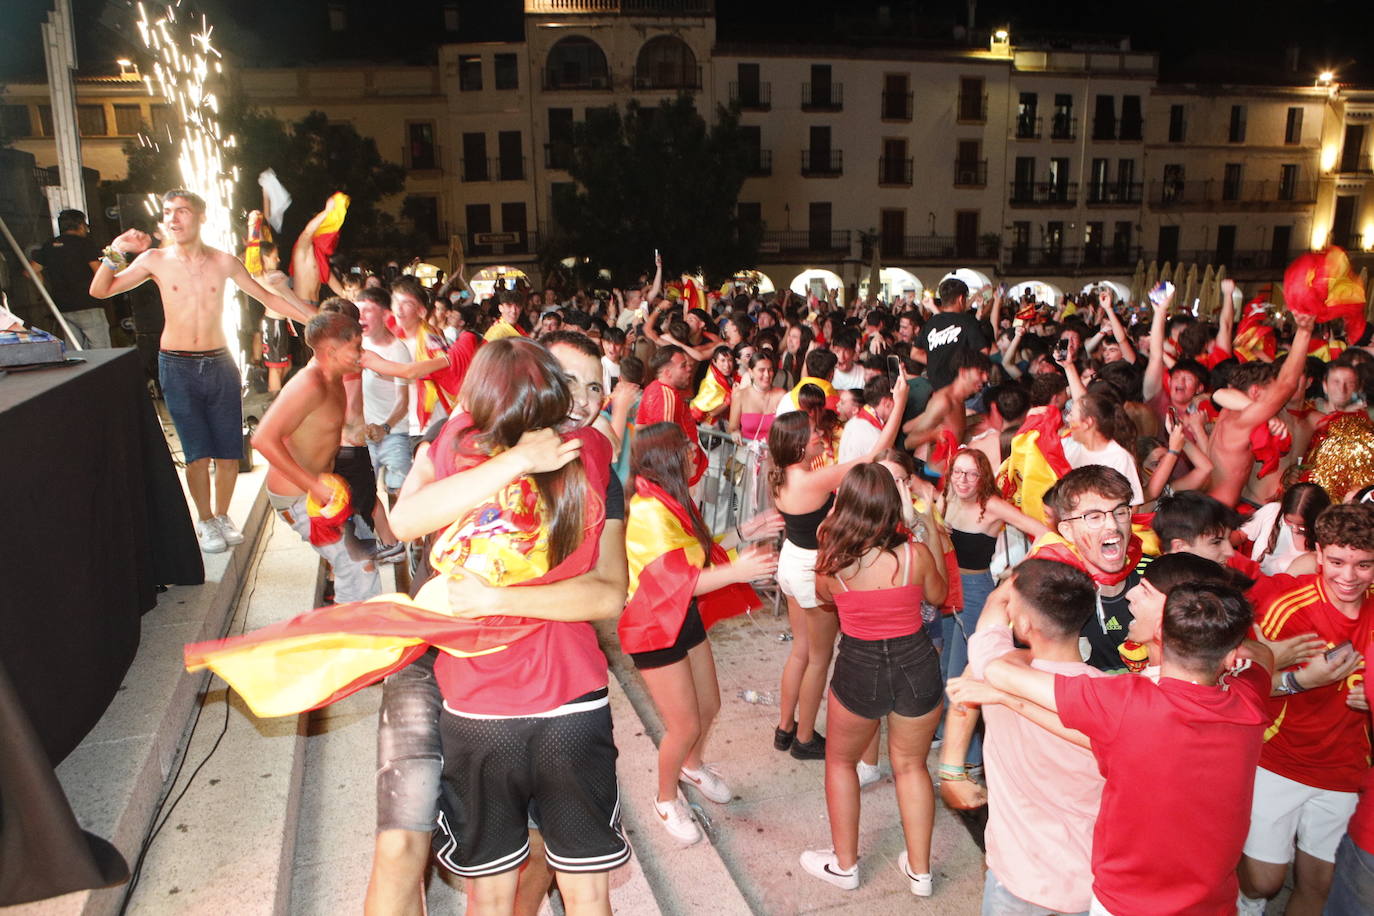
left=547, top=94, right=758, bottom=287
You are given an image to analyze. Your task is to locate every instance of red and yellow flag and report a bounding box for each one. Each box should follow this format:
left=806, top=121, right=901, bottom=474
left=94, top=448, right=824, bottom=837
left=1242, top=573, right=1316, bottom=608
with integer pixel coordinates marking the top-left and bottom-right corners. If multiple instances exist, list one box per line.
left=620, top=478, right=759, bottom=653
left=243, top=210, right=272, bottom=276
left=690, top=363, right=732, bottom=421
left=1284, top=247, right=1368, bottom=343
left=396, top=320, right=460, bottom=431
left=1233, top=299, right=1276, bottom=363
left=1027, top=532, right=1144, bottom=587
left=996, top=406, right=1071, bottom=524
left=310, top=192, right=350, bottom=284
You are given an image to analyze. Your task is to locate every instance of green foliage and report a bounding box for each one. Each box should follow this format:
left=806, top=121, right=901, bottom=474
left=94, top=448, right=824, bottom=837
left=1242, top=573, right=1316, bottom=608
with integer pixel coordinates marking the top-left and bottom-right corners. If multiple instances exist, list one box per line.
left=547, top=94, right=758, bottom=287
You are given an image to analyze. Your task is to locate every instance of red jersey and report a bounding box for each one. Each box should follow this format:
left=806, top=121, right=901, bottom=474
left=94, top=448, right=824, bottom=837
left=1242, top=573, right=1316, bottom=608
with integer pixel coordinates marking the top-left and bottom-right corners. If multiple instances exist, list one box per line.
left=638, top=380, right=707, bottom=484
left=1256, top=574, right=1374, bottom=792
left=1056, top=662, right=1270, bottom=916
left=1349, top=629, right=1374, bottom=853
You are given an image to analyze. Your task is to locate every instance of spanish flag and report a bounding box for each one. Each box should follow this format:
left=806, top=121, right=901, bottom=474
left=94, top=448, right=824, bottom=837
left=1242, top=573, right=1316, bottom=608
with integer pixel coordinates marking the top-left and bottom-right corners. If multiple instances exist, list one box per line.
left=243, top=210, right=272, bottom=276
left=394, top=320, right=460, bottom=431
left=1233, top=299, right=1277, bottom=363
left=690, top=363, right=732, bottom=421
left=996, top=406, right=1071, bottom=524
left=310, top=192, right=350, bottom=286
left=184, top=425, right=611, bottom=718
left=1285, top=247, right=1367, bottom=343
left=620, top=478, right=759, bottom=653
left=1027, top=531, right=1144, bottom=587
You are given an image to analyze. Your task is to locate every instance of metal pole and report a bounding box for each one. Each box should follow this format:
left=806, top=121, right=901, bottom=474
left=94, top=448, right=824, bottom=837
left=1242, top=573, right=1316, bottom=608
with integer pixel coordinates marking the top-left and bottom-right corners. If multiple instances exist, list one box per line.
left=42, top=0, right=87, bottom=217
left=0, top=213, right=84, bottom=349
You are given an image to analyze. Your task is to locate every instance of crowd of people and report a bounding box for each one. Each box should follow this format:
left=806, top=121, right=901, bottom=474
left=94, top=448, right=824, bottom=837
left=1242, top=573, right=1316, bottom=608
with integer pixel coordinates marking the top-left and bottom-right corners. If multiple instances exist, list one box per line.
left=96, top=189, right=1374, bottom=916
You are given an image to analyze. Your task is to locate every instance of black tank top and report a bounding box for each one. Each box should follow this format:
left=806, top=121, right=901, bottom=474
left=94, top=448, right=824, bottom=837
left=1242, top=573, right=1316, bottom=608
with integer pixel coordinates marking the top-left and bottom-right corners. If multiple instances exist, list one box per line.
left=949, top=527, right=997, bottom=570
left=781, top=493, right=836, bottom=550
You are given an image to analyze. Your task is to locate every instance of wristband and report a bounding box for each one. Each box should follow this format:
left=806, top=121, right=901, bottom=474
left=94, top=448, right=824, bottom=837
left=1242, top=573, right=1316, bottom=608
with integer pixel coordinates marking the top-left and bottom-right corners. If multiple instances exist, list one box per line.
left=1166, top=448, right=1181, bottom=456
left=100, top=246, right=130, bottom=270
left=1283, top=670, right=1306, bottom=694
left=101, top=256, right=123, bottom=272
left=381, top=423, right=391, bottom=434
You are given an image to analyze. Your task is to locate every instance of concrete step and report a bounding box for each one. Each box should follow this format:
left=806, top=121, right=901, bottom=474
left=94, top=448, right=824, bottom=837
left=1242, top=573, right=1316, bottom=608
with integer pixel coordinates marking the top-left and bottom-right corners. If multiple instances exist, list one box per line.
left=8, top=471, right=271, bottom=916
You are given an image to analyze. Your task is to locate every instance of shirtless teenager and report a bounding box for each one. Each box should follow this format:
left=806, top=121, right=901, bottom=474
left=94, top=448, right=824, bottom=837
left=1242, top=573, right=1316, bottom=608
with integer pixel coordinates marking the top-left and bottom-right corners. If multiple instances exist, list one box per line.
left=290, top=196, right=350, bottom=306
left=903, top=349, right=992, bottom=475
left=90, top=189, right=318, bottom=553
left=1208, top=313, right=1314, bottom=510
left=250, top=311, right=381, bottom=604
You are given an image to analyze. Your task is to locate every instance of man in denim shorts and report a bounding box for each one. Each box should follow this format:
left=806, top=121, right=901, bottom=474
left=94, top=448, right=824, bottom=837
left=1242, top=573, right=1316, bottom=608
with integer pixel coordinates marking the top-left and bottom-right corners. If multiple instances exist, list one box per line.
left=90, top=189, right=317, bottom=553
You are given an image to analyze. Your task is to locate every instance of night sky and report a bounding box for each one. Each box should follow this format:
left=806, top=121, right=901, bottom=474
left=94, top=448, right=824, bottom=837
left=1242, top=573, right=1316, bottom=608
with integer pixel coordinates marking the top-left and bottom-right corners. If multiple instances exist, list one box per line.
left=0, top=0, right=1368, bottom=84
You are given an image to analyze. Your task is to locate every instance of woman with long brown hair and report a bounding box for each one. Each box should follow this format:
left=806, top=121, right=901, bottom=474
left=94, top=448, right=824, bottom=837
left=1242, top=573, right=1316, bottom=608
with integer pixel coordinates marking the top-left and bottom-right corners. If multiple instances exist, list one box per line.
left=620, top=422, right=780, bottom=845
left=768, top=372, right=909, bottom=759
left=800, top=464, right=946, bottom=894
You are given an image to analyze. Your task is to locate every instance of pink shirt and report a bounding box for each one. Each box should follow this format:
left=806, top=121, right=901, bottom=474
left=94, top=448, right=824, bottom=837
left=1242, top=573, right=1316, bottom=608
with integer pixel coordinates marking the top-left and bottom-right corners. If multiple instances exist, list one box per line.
left=969, top=627, right=1105, bottom=913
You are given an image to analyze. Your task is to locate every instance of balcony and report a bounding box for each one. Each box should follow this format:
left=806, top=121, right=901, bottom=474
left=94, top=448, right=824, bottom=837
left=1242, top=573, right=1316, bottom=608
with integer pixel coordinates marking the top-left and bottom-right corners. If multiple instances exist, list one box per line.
left=541, top=69, right=611, bottom=92
left=801, top=82, right=843, bottom=111
left=1085, top=181, right=1143, bottom=206
left=632, top=64, right=702, bottom=91
left=954, top=159, right=988, bottom=188
left=1050, top=114, right=1078, bottom=140
left=801, top=148, right=843, bottom=177
left=462, top=227, right=539, bottom=258
left=746, top=148, right=772, bottom=177
left=957, top=92, right=987, bottom=123
left=878, top=156, right=912, bottom=186
left=462, top=157, right=527, bottom=182
left=544, top=142, right=573, bottom=171
left=881, top=90, right=913, bottom=121
left=1004, top=246, right=1142, bottom=271
left=1009, top=181, right=1077, bottom=206
left=1014, top=115, right=1041, bottom=140
left=1166, top=249, right=1289, bottom=271
left=526, top=1, right=714, bottom=12
left=1149, top=179, right=1316, bottom=209
left=879, top=235, right=1000, bottom=261
left=403, top=144, right=442, bottom=172
left=730, top=81, right=771, bottom=111
left=759, top=229, right=851, bottom=255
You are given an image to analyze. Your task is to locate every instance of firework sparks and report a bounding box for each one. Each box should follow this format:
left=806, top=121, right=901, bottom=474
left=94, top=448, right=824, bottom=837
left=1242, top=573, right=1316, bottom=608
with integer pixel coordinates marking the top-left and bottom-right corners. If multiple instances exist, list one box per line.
left=134, top=1, right=241, bottom=368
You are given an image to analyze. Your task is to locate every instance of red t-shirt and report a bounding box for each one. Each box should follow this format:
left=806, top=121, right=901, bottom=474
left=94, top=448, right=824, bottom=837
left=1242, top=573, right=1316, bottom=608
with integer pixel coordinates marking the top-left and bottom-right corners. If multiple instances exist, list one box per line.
left=1348, top=628, right=1374, bottom=853
left=1256, top=574, right=1374, bottom=792
left=638, top=379, right=706, bottom=484
left=1056, top=662, right=1270, bottom=916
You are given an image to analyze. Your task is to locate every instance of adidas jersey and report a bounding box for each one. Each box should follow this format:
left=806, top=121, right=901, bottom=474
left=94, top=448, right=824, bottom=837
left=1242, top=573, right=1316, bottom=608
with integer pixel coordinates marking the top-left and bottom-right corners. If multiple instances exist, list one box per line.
left=1256, top=574, right=1374, bottom=792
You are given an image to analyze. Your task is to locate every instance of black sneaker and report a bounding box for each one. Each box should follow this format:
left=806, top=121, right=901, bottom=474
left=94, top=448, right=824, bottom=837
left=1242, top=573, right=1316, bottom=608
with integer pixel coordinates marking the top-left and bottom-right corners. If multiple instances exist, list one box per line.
left=790, top=733, right=826, bottom=760
left=774, top=726, right=796, bottom=751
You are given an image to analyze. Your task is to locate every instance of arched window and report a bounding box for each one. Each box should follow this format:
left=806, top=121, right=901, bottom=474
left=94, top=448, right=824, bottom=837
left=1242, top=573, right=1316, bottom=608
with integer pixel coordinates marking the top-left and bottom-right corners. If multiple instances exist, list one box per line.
left=545, top=36, right=609, bottom=90
left=634, top=36, right=698, bottom=90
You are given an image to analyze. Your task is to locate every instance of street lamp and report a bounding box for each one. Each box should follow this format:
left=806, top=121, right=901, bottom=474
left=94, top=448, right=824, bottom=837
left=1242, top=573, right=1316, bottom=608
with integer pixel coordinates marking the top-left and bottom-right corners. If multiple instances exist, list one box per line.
left=116, top=58, right=138, bottom=78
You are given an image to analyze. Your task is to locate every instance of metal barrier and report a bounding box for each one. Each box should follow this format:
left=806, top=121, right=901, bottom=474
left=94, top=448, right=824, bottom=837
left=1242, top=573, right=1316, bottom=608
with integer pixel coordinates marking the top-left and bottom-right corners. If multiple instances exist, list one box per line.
left=697, top=424, right=785, bottom=617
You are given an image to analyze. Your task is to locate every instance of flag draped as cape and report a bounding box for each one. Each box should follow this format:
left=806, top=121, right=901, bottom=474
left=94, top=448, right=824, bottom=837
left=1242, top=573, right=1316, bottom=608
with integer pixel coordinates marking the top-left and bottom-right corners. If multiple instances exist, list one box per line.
left=690, top=363, right=733, bottom=421
left=309, top=192, right=349, bottom=284
left=996, top=406, right=1071, bottom=524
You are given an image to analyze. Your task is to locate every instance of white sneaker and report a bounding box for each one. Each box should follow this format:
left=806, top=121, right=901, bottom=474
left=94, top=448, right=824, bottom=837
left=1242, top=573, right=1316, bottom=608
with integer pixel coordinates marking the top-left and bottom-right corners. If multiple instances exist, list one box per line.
left=653, top=793, right=702, bottom=845
left=898, top=851, right=933, bottom=897
left=680, top=764, right=732, bottom=804
left=799, top=849, right=859, bottom=890
left=857, top=761, right=882, bottom=789
left=196, top=519, right=227, bottom=553
left=213, top=514, right=244, bottom=546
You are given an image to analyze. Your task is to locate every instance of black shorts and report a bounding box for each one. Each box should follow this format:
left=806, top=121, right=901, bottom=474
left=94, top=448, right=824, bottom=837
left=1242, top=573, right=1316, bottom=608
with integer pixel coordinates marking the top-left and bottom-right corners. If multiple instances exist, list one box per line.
left=432, top=688, right=630, bottom=877
left=333, top=446, right=377, bottom=524
left=262, top=316, right=289, bottom=368
left=830, top=630, right=943, bottom=720
left=628, top=601, right=707, bottom=670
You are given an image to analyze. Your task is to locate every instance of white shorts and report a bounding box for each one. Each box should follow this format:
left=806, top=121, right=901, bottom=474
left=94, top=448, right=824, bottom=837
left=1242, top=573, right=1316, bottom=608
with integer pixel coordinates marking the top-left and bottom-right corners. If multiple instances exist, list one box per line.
left=1243, top=766, right=1359, bottom=865
left=777, top=539, right=819, bottom=608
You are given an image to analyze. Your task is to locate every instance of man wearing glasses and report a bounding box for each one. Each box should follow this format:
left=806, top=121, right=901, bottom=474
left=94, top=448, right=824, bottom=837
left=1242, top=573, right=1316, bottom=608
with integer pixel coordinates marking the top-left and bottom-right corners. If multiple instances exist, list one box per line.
left=1043, top=466, right=1143, bottom=672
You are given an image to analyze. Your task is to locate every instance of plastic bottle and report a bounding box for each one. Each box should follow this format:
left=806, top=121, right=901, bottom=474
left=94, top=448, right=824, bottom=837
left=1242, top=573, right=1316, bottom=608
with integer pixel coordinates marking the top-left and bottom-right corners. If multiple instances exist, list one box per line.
left=738, top=689, right=777, bottom=705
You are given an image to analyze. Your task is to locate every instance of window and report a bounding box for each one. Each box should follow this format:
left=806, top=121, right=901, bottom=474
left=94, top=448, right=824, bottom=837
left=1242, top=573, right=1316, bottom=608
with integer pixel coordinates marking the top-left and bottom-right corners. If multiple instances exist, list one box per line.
left=547, top=108, right=573, bottom=169
left=1084, top=221, right=1105, bottom=262
left=408, top=196, right=440, bottom=240
left=1051, top=94, right=1074, bottom=139
left=498, top=131, right=523, bottom=180
left=1228, top=105, right=1246, bottom=143
left=1271, top=226, right=1292, bottom=265
left=1168, top=104, right=1185, bottom=143
left=1162, top=164, right=1185, bottom=202
left=1011, top=222, right=1031, bottom=264
left=1222, top=163, right=1242, bottom=201
left=1119, top=95, right=1142, bottom=140
left=959, top=77, right=986, bottom=122
left=465, top=204, right=492, bottom=255
left=1156, top=225, right=1180, bottom=263
left=502, top=202, right=528, bottom=251
left=1049, top=157, right=1071, bottom=201
left=1117, top=159, right=1136, bottom=199
left=804, top=64, right=840, bottom=109
left=328, top=2, right=346, bottom=31
left=804, top=125, right=838, bottom=175
left=459, top=56, right=483, bottom=92
left=741, top=125, right=767, bottom=174
left=1016, top=92, right=1038, bottom=138
left=150, top=105, right=174, bottom=138
left=808, top=202, right=832, bottom=249
left=113, top=104, right=143, bottom=135
left=550, top=182, right=576, bottom=230
left=1044, top=220, right=1064, bottom=263
left=77, top=105, right=107, bottom=136
left=546, top=36, right=609, bottom=90
left=1092, top=95, right=1115, bottom=140
left=955, top=140, right=984, bottom=187
left=955, top=211, right=980, bottom=258
left=1339, top=125, right=1366, bottom=173
left=408, top=122, right=437, bottom=170
left=1332, top=196, right=1357, bottom=248
left=734, top=63, right=767, bottom=109
left=462, top=132, right=488, bottom=181
left=1285, top=107, right=1303, bottom=145
left=882, top=73, right=911, bottom=120
left=1089, top=158, right=1109, bottom=201
left=1012, top=157, right=1035, bottom=201
left=635, top=35, right=698, bottom=90
left=494, top=54, right=518, bottom=90
left=880, top=209, right=905, bottom=257
left=443, top=3, right=460, bottom=31
left=881, top=137, right=910, bottom=185
left=1279, top=163, right=1299, bottom=201
left=38, top=105, right=54, bottom=136
left=1215, top=225, right=1236, bottom=264
left=1112, top=222, right=1133, bottom=262
left=0, top=105, right=31, bottom=141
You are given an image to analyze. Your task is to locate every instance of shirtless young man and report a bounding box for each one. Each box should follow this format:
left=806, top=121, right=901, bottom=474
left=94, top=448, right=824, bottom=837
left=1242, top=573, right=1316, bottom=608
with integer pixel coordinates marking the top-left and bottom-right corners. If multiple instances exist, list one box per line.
left=1207, top=313, right=1314, bottom=510
left=290, top=196, right=350, bottom=305
left=902, top=349, right=992, bottom=474
left=250, top=311, right=381, bottom=604
left=90, top=189, right=318, bottom=553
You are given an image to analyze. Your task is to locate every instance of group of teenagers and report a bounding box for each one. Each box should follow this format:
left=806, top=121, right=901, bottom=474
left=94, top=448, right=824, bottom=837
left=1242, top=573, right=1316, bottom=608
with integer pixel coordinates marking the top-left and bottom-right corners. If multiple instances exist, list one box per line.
left=146, top=210, right=1374, bottom=916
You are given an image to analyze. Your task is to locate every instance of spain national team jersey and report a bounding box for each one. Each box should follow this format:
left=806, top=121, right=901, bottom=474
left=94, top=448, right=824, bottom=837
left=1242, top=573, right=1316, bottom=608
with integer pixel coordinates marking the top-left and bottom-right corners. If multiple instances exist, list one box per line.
left=1257, top=574, right=1374, bottom=792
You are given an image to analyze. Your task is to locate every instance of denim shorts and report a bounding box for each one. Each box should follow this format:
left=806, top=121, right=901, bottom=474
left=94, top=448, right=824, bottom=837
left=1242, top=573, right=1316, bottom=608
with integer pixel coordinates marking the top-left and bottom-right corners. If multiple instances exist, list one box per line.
left=368, top=432, right=414, bottom=493
left=830, top=630, right=943, bottom=720
left=1327, top=833, right=1374, bottom=916
left=158, top=349, right=242, bottom=462
left=376, top=651, right=444, bottom=833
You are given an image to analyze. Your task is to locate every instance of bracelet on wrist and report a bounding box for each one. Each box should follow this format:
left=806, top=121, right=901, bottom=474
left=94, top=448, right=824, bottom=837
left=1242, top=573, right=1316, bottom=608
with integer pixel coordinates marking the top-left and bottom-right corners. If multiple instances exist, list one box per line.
left=1166, top=448, right=1181, bottom=456
left=100, top=246, right=130, bottom=270
left=1284, top=670, right=1306, bottom=694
